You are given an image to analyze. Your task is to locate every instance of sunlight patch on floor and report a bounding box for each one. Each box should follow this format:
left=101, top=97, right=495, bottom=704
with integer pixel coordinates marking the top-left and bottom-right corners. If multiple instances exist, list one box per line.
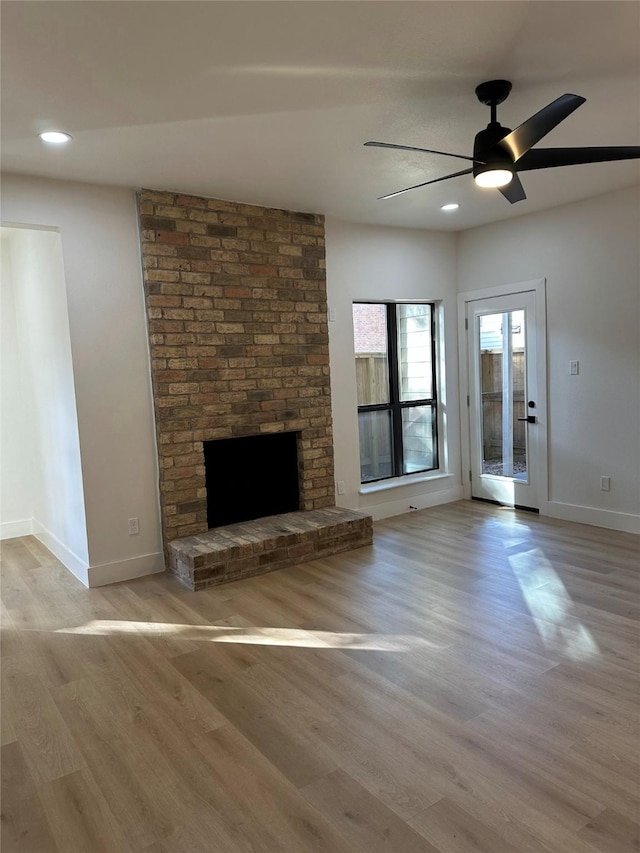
left=53, top=621, right=442, bottom=651
left=508, top=548, right=600, bottom=661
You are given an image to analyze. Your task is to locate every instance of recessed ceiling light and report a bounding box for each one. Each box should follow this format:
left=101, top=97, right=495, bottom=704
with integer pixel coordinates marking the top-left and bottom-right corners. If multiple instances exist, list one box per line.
left=440, top=203, right=459, bottom=211
left=39, top=131, right=73, bottom=144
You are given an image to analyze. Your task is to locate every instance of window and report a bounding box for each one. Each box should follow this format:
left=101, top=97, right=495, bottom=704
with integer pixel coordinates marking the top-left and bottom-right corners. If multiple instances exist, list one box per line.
left=353, top=302, right=438, bottom=483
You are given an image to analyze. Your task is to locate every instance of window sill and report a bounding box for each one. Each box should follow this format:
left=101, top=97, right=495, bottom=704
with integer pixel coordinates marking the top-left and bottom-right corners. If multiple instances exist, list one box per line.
left=359, top=472, right=454, bottom=495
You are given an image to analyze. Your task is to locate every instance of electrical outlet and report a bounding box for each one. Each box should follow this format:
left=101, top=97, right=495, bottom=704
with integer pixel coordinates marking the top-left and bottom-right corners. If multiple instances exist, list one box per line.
left=600, top=476, right=610, bottom=492
left=570, top=360, right=579, bottom=375
left=336, top=480, right=345, bottom=495
left=128, top=517, right=139, bottom=535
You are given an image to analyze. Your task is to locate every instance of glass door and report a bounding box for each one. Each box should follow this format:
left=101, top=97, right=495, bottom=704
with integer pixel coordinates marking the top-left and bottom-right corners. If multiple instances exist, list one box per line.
left=468, top=291, right=540, bottom=509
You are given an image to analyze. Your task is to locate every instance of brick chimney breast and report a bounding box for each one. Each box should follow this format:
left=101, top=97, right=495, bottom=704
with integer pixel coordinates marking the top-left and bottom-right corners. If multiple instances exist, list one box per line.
left=137, top=189, right=371, bottom=588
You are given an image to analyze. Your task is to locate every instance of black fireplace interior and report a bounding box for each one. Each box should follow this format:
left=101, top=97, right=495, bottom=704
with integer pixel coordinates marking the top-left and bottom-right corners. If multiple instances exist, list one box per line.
left=204, top=431, right=300, bottom=528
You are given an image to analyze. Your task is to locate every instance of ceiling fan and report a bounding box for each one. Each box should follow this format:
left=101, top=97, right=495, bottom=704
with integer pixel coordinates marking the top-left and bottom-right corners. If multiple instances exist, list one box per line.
left=365, top=80, right=640, bottom=203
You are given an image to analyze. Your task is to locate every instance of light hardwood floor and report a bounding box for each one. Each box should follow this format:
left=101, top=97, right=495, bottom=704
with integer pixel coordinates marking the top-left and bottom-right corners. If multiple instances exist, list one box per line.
left=1, top=500, right=639, bottom=852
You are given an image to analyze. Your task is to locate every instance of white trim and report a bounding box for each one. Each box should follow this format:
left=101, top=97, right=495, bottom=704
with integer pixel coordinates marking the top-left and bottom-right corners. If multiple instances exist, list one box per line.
left=458, top=279, right=546, bottom=302
left=434, top=300, right=450, bottom=480
left=362, top=485, right=464, bottom=521
left=457, top=294, right=472, bottom=500
left=87, top=551, right=165, bottom=587
left=457, top=278, right=548, bottom=515
left=547, top=501, right=639, bottom=535
left=31, top=519, right=90, bottom=587
left=360, top=472, right=454, bottom=495
left=0, top=519, right=34, bottom=540
left=1, top=221, right=59, bottom=233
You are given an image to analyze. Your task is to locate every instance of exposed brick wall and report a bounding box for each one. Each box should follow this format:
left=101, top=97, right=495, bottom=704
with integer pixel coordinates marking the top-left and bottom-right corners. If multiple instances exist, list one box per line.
left=137, top=189, right=335, bottom=545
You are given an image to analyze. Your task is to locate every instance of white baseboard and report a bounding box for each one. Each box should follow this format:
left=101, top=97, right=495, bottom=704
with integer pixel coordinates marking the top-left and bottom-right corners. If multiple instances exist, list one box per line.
left=363, top=485, right=464, bottom=522
left=3, top=520, right=166, bottom=586
left=88, top=551, right=165, bottom=587
left=0, top=518, right=34, bottom=540
left=546, top=501, right=640, bottom=534
left=31, top=519, right=90, bottom=586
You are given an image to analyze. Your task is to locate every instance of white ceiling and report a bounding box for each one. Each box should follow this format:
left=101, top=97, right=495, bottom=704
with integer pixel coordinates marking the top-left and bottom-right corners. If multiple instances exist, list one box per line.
left=2, top=1, right=639, bottom=230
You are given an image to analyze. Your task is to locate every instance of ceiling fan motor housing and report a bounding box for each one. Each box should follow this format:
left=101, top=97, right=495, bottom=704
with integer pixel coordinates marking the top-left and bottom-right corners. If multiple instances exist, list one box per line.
left=473, top=124, right=514, bottom=179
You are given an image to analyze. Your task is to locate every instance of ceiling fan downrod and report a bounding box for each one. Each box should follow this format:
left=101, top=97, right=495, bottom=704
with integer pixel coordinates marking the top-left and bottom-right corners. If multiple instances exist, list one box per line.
left=475, top=80, right=513, bottom=125
left=472, top=81, right=515, bottom=183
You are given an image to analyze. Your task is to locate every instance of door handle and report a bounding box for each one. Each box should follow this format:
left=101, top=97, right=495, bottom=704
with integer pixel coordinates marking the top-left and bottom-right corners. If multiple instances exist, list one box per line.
left=517, top=415, right=536, bottom=423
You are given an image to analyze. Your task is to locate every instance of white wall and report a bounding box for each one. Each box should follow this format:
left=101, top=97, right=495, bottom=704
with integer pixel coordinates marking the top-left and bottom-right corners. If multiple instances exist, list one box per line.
left=325, top=218, right=463, bottom=519
left=458, top=186, right=640, bottom=533
left=1, top=174, right=163, bottom=584
left=0, top=235, right=33, bottom=538
left=2, top=227, right=91, bottom=575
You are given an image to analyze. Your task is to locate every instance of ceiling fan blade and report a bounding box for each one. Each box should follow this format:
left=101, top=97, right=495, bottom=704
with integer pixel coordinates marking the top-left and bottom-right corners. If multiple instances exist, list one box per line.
left=498, top=174, right=526, bottom=204
left=497, top=94, right=586, bottom=162
left=365, top=141, right=481, bottom=164
left=378, top=168, right=473, bottom=200
left=516, top=146, right=640, bottom=171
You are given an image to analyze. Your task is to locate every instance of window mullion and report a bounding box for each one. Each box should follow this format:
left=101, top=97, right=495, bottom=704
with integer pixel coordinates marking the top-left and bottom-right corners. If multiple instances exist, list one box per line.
left=358, top=403, right=394, bottom=413
left=430, top=303, right=439, bottom=469
left=386, top=304, right=403, bottom=477
left=398, top=399, right=434, bottom=408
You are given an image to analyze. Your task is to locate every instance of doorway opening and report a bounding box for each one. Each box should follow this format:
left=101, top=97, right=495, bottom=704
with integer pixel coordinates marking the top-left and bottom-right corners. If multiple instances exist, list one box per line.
left=0, top=225, right=88, bottom=577
left=458, top=279, right=547, bottom=513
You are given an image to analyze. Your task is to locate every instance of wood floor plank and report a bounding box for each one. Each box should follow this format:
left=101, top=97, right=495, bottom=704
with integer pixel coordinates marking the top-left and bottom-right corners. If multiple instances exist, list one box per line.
left=1, top=500, right=638, bottom=852
left=124, top=701, right=292, bottom=852
left=0, top=598, right=23, bottom=662
left=1, top=656, right=86, bottom=785
left=193, top=670, right=336, bottom=787
left=328, top=659, right=604, bottom=836
left=193, top=725, right=359, bottom=852
left=170, top=636, right=261, bottom=691
left=578, top=807, right=640, bottom=853
left=136, top=803, right=259, bottom=853
left=304, top=715, right=442, bottom=821
left=257, top=634, right=602, bottom=835
left=570, top=729, right=640, bottom=785
left=240, top=660, right=445, bottom=819
left=108, top=631, right=227, bottom=736
left=38, top=767, right=134, bottom=853
left=465, top=712, right=639, bottom=823
left=409, top=796, right=527, bottom=853
left=301, top=768, right=441, bottom=853
left=51, top=677, right=187, bottom=849
left=0, top=538, right=42, bottom=572
left=0, top=741, right=59, bottom=853
left=249, top=644, right=599, bottom=832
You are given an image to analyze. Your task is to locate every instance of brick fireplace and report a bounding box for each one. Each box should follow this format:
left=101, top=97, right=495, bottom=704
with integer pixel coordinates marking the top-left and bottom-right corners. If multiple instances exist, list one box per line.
left=137, top=189, right=372, bottom=588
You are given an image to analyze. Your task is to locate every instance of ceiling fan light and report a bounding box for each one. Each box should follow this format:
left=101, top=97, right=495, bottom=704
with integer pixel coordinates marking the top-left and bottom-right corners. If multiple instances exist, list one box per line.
left=475, top=169, right=513, bottom=188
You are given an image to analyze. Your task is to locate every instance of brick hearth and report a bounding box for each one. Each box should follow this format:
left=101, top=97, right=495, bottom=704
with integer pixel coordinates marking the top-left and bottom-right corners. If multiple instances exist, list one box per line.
left=137, top=189, right=372, bottom=588
left=168, top=508, right=373, bottom=590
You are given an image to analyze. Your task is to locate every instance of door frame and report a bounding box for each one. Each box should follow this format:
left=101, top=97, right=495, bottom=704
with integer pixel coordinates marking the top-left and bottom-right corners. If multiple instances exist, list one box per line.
left=457, top=279, right=548, bottom=515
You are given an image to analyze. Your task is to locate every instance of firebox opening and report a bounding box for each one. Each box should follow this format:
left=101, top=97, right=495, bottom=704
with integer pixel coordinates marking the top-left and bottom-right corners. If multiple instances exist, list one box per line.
left=204, top=431, right=300, bottom=529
